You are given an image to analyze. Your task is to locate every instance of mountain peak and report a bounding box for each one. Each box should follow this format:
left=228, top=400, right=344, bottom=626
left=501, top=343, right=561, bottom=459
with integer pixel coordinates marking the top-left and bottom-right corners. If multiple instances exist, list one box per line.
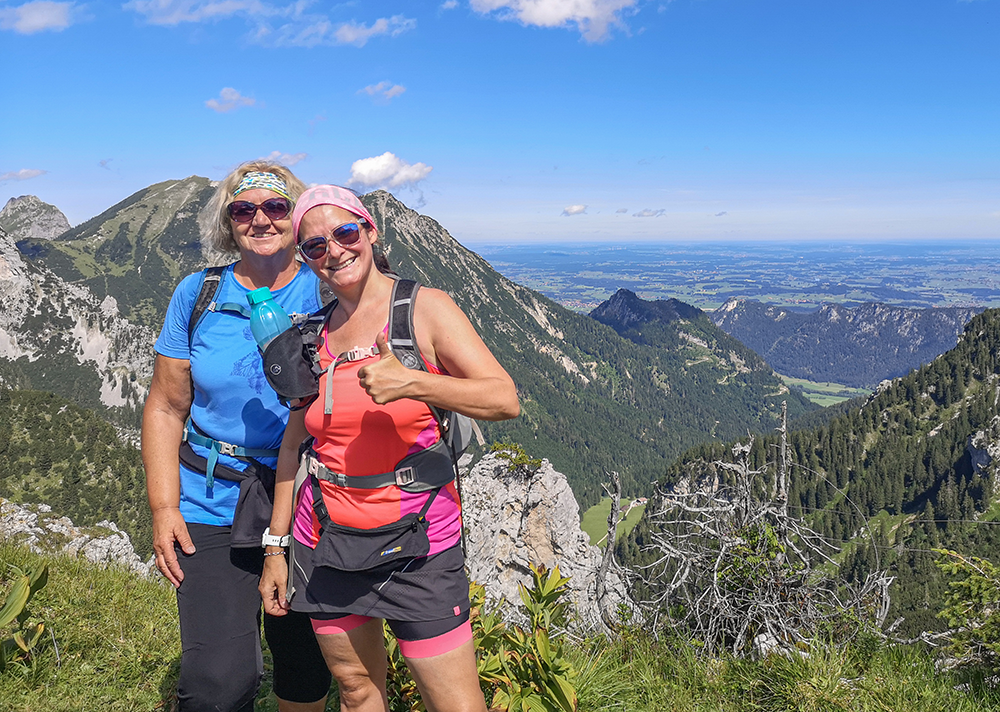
left=0, top=195, right=71, bottom=240
left=591, top=289, right=702, bottom=327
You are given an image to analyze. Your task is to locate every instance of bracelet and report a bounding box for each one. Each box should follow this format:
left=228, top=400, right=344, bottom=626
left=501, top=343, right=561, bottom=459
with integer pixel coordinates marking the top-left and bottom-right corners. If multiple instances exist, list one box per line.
left=263, top=550, right=286, bottom=557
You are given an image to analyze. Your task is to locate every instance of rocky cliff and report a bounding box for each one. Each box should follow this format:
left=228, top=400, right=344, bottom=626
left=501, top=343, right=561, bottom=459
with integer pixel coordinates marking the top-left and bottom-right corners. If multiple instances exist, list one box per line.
left=0, top=224, right=155, bottom=422
left=0, top=497, right=153, bottom=577
left=712, top=299, right=981, bottom=388
left=463, top=453, right=633, bottom=632
left=0, top=195, right=71, bottom=240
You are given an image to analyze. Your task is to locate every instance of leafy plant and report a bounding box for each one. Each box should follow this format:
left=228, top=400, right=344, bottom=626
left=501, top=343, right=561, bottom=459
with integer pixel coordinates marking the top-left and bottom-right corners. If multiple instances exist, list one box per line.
left=935, top=548, right=1000, bottom=670
left=383, top=564, right=579, bottom=711
left=0, top=563, right=49, bottom=672
left=475, top=564, right=578, bottom=712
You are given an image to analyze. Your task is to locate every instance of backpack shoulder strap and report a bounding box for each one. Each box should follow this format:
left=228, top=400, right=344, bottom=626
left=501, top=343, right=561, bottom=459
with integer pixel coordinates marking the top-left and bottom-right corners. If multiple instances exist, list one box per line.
left=317, top=277, right=336, bottom=307
left=386, top=278, right=457, bottom=438
left=187, top=265, right=227, bottom=348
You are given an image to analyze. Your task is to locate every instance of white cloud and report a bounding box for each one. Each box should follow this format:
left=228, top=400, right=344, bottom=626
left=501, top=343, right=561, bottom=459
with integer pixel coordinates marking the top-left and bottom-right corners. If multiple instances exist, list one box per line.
left=616, top=207, right=628, bottom=214
left=123, top=0, right=272, bottom=26
left=0, top=168, right=47, bottom=182
left=349, top=152, right=432, bottom=189
left=263, top=151, right=308, bottom=166
left=633, top=208, right=665, bottom=217
left=0, top=1, right=76, bottom=33
left=562, top=204, right=587, bottom=216
left=334, top=15, right=415, bottom=46
left=359, top=81, right=407, bottom=101
left=470, top=0, right=636, bottom=42
left=441, top=0, right=459, bottom=8
left=205, top=87, right=255, bottom=113
left=124, top=2, right=416, bottom=49
left=267, top=13, right=416, bottom=48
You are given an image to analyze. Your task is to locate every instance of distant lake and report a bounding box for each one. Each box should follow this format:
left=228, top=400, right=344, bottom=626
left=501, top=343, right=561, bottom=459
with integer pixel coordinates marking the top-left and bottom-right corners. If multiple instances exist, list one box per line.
left=471, top=240, right=1000, bottom=312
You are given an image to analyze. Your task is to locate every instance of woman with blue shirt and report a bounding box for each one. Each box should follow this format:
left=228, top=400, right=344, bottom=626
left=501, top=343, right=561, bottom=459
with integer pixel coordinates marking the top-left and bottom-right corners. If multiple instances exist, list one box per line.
left=142, top=161, right=331, bottom=712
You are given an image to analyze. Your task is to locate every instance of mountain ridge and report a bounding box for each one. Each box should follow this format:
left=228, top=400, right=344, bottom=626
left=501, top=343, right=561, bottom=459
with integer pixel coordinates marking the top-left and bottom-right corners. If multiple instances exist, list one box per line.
left=6, top=180, right=814, bottom=509
left=711, top=298, right=980, bottom=387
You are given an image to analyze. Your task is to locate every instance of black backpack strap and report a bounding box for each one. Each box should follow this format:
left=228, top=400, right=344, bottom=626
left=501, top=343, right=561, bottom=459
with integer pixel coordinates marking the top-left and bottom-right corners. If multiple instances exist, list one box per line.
left=187, top=265, right=227, bottom=347
left=386, top=279, right=454, bottom=436
left=309, top=467, right=440, bottom=535
left=317, top=277, right=336, bottom=307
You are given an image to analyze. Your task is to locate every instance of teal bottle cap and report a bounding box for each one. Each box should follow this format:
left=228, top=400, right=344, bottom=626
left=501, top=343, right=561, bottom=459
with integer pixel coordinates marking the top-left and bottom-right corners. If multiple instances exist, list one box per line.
left=247, top=287, right=274, bottom=306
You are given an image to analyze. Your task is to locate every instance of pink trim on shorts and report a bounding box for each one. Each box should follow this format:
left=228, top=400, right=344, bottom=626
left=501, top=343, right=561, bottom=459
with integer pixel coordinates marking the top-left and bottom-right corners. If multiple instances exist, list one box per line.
left=310, top=614, right=371, bottom=636
left=397, top=620, right=473, bottom=659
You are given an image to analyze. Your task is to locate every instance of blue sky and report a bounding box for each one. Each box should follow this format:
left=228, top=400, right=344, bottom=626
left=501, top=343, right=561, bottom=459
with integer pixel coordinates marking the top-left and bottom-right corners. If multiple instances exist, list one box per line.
left=1, top=0, right=997, bottom=243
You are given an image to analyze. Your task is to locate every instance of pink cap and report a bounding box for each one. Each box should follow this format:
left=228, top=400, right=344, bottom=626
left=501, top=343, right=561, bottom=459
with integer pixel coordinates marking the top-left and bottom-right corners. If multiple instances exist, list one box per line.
left=292, top=185, right=378, bottom=243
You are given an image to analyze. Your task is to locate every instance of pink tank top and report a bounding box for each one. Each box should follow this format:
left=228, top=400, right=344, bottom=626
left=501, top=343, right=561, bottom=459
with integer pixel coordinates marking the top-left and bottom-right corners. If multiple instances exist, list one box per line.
left=292, top=326, right=462, bottom=555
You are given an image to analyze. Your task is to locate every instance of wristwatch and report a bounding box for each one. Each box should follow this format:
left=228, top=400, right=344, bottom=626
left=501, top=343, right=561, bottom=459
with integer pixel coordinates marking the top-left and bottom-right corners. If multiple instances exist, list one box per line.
left=261, top=527, right=290, bottom=548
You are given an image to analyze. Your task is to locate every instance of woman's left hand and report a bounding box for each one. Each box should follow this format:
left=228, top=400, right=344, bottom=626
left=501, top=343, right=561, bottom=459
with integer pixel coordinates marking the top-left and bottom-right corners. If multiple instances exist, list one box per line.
left=260, top=554, right=291, bottom=617
left=357, top=332, right=413, bottom=404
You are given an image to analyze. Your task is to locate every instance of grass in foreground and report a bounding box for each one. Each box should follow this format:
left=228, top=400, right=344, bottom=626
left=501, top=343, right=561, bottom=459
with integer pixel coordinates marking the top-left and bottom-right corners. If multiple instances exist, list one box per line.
left=4, top=540, right=1000, bottom=712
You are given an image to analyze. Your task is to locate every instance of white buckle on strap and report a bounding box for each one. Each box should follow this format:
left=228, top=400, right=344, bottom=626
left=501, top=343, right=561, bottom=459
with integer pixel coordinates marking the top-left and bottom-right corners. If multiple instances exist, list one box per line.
left=217, top=442, right=238, bottom=456
left=344, top=345, right=378, bottom=362
left=395, top=467, right=416, bottom=487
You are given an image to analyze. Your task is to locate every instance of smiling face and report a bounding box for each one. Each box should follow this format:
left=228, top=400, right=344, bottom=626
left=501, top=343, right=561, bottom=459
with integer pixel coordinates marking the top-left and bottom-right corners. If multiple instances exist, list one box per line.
left=298, top=204, right=378, bottom=290
left=228, top=187, right=296, bottom=260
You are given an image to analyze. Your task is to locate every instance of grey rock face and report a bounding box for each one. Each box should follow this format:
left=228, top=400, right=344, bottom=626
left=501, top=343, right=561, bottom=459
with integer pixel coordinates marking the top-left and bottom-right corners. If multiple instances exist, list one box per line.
left=463, top=454, right=634, bottom=632
left=0, top=195, right=71, bottom=240
left=967, top=410, right=1000, bottom=498
left=0, top=498, right=154, bottom=577
left=0, top=224, right=155, bottom=410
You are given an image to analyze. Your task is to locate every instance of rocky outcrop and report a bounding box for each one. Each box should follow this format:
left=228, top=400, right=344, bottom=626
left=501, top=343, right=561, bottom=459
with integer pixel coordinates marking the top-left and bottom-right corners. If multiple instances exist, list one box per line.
left=967, top=412, right=1000, bottom=502
left=0, top=498, right=154, bottom=577
left=462, top=454, right=634, bottom=632
left=0, top=195, right=70, bottom=240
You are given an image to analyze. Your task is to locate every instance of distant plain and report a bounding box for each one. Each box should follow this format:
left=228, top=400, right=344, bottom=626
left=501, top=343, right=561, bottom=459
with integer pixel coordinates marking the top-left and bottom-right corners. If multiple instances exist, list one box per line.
left=475, top=240, right=1000, bottom=314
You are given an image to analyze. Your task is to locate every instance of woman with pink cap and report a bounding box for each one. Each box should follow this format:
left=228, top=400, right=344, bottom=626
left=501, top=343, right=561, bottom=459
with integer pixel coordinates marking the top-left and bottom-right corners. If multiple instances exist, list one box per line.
left=259, top=185, right=519, bottom=711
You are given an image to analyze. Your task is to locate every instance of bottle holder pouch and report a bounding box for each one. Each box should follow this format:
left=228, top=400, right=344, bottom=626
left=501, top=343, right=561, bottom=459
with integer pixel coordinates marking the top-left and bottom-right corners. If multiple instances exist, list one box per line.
left=311, top=513, right=431, bottom=571
left=261, top=325, right=320, bottom=407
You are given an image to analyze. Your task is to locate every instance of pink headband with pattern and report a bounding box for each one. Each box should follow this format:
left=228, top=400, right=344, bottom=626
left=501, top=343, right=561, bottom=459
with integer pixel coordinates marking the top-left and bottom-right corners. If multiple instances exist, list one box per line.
left=292, top=185, right=377, bottom=243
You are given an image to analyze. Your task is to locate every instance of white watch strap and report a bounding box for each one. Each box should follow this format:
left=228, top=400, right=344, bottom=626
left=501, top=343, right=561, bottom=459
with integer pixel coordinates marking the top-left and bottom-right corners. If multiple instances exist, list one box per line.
left=261, top=527, right=290, bottom=548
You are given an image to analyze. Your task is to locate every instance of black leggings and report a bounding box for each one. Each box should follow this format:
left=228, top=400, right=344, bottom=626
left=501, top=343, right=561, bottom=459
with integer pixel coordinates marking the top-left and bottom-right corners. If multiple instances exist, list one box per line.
left=174, top=523, right=331, bottom=712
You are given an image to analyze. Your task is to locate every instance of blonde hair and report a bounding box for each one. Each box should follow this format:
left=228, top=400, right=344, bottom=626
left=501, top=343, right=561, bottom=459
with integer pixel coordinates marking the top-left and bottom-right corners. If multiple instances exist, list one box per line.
left=199, top=160, right=307, bottom=264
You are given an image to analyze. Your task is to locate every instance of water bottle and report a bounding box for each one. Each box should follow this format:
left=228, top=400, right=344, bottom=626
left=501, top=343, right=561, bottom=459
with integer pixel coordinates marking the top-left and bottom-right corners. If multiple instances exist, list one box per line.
left=247, top=287, right=293, bottom=350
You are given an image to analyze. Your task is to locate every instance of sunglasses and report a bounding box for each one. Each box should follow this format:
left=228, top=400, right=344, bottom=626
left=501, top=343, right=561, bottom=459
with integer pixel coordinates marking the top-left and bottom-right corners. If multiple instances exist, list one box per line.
left=298, top=221, right=365, bottom=261
left=227, top=197, right=293, bottom=223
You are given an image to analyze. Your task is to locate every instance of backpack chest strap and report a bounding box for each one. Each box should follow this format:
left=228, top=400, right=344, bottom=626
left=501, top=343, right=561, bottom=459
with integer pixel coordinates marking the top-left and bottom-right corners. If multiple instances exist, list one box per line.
left=304, top=448, right=454, bottom=491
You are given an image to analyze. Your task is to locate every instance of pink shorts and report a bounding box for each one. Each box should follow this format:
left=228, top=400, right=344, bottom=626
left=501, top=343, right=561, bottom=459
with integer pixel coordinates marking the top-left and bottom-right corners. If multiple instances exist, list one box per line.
left=310, top=612, right=472, bottom=659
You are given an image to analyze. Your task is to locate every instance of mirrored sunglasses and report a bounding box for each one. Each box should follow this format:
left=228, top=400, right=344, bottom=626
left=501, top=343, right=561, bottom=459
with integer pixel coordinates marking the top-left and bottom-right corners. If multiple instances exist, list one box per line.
left=227, top=197, right=293, bottom=223
left=297, top=222, right=364, bottom=261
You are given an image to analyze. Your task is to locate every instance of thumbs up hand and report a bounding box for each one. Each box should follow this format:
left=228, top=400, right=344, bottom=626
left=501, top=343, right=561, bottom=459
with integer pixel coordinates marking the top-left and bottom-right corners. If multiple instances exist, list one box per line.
left=358, top=331, right=411, bottom=404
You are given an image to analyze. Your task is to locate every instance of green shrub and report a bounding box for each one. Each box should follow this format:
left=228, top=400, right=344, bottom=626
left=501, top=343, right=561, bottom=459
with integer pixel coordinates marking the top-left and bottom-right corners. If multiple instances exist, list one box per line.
left=490, top=441, right=543, bottom=471
left=384, top=564, right=579, bottom=712
left=936, top=548, right=1000, bottom=670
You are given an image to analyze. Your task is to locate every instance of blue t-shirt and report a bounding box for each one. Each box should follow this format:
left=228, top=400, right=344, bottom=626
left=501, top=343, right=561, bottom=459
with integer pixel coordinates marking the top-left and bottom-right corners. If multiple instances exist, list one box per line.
left=155, top=262, right=322, bottom=526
